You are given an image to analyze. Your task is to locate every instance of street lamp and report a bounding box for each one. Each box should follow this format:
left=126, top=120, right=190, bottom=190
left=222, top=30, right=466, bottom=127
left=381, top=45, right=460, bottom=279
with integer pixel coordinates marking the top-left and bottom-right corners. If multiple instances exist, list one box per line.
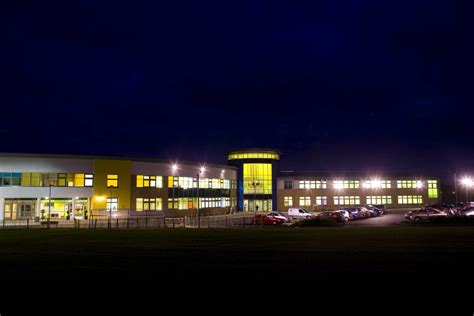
left=171, top=163, right=179, bottom=210
left=461, top=177, right=473, bottom=203
left=197, top=166, right=206, bottom=228
left=47, top=184, right=52, bottom=229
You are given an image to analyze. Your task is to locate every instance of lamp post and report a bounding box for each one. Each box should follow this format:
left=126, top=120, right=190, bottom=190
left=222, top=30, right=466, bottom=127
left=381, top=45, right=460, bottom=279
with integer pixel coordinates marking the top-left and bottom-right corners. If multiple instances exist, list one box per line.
left=196, top=166, right=205, bottom=228
left=47, top=184, right=52, bottom=229
left=171, top=164, right=179, bottom=211
left=461, top=177, right=473, bottom=204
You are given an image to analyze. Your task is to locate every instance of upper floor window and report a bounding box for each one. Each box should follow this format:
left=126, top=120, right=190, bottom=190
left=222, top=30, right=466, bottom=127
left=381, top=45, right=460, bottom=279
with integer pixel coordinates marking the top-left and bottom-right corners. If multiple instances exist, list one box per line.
left=107, top=174, right=119, bottom=188
left=136, top=175, right=163, bottom=188
left=284, top=180, right=293, bottom=189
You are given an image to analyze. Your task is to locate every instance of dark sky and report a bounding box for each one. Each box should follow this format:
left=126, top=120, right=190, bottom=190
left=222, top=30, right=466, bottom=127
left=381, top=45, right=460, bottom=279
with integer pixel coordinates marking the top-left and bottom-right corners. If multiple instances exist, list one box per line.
left=1, top=0, right=473, bottom=181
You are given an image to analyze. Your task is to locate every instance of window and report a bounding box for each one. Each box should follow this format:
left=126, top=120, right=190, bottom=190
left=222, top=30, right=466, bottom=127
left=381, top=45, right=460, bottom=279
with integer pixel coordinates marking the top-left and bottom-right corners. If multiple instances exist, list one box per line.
left=428, top=180, right=438, bottom=198
left=397, top=180, right=423, bottom=189
left=316, top=196, right=328, bottom=206
left=57, top=173, right=67, bottom=187
left=228, top=152, right=280, bottom=160
left=398, top=195, right=423, bottom=205
left=107, top=174, right=119, bottom=188
left=366, top=196, right=392, bottom=205
left=299, top=196, right=311, bottom=206
left=284, top=180, right=293, bottom=189
left=85, top=174, right=94, bottom=187
left=363, top=180, right=391, bottom=189
left=243, top=163, right=272, bottom=194
left=333, top=180, right=360, bottom=189
left=136, top=175, right=163, bottom=188
left=74, top=174, right=85, bottom=187
left=334, top=196, right=360, bottom=206
left=316, top=180, right=327, bottom=189
left=136, top=198, right=163, bottom=211
left=106, top=198, right=118, bottom=211
left=284, top=196, right=293, bottom=206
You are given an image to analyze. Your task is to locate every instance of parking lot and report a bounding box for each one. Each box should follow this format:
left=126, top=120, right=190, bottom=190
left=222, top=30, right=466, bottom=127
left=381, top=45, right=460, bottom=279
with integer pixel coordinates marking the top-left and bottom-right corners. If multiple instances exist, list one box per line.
left=344, top=210, right=406, bottom=227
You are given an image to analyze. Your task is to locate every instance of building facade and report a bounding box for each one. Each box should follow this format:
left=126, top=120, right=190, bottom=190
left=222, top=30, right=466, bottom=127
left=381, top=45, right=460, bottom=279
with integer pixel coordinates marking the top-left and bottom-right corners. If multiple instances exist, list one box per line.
left=0, top=150, right=442, bottom=221
left=277, top=171, right=440, bottom=211
left=0, top=154, right=237, bottom=221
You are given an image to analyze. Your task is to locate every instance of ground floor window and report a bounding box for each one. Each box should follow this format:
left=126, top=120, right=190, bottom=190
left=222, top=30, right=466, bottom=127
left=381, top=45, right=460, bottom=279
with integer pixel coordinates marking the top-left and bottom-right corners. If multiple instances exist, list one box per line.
left=136, top=198, right=163, bottom=211
left=106, top=198, right=118, bottom=211
left=316, top=196, right=328, bottom=206
left=299, top=196, right=311, bottom=206
left=334, top=196, right=360, bottom=206
left=366, top=196, right=392, bottom=205
left=398, top=195, right=423, bottom=205
left=167, top=197, right=229, bottom=210
left=284, top=196, right=293, bottom=206
left=244, top=199, right=272, bottom=212
left=4, top=199, right=36, bottom=220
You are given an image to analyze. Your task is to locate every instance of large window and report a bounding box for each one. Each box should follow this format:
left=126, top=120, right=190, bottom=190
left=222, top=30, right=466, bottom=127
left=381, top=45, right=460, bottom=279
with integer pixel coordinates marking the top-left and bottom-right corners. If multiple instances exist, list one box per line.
left=243, top=163, right=272, bottom=194
left=397, top=180, right=423, bottom=189
left=366, top=196, right=392, bottom=205
left=333, top=180, right=360, bottom=189
left=136, top=198, right=163, bottom=211
left=284, top=196, right=293, bottom=206
left=107, top=174, right=119, bottom=188
left=228, top=152, right=279, bottom=160
left=0, top=172, right=94, bottom=187
left=298, top=180, right=327, bottom=189
left=316, top=196, right=328, bottom=206
left=136, top=175, right=163, bottom=188
left=334, top=196, right=360, bottom=206
left=363, top=180, right=391, bottom=189
left=428, top=180, right=438, bottom=198
left=398, top=195, right=423, bottom=205
left=284, top=180, right=293, bottom=189
left=299, top=196, right=311, bottom=206
left=106, top=198, right=118, bottom=211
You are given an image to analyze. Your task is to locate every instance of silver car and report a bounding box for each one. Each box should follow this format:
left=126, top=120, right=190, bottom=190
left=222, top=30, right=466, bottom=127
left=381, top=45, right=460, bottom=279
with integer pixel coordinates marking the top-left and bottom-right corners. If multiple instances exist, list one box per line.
left=410, top=208, right=448, bottom=222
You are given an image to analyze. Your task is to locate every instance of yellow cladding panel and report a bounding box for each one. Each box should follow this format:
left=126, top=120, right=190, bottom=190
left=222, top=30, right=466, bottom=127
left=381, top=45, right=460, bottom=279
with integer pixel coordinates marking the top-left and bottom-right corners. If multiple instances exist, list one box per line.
left=93, top=159, right=132, bottom=211
left=228, top=152, right=280, bottom=160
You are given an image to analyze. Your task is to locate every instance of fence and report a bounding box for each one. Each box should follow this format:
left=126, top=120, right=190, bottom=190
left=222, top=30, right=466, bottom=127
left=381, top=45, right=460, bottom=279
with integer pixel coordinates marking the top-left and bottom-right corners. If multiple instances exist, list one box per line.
left=0, top=214, right=258, bottom=230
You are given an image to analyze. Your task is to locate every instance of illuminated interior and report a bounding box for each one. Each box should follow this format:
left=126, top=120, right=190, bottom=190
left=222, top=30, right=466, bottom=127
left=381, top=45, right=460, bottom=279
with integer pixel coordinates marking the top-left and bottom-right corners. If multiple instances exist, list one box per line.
left=228, top=152, right=279, bottom=160
left=243, top=163, right=272, bottom=194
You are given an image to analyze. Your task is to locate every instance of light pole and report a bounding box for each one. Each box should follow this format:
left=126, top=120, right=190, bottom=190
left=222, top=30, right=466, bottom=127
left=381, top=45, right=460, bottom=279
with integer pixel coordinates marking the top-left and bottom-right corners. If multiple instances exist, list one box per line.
left=197, top=166, right=205, bottom=228
left=171, top=164, right=179, bottom=211
left=461, top=177, right=473, bottom=204
left=47, top=184, right=52, bottom=229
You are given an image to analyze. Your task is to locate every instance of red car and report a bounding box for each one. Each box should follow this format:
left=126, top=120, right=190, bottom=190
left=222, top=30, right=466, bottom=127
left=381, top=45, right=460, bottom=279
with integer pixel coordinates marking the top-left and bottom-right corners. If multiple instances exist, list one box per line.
left=251, top=214, right=286, bottom=225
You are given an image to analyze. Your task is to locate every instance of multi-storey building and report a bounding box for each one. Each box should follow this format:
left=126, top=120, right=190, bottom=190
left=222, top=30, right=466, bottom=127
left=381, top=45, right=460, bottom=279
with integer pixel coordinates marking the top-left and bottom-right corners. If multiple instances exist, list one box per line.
left=277, top=171, right=440, bottom=211
left=0, top=154, right=237, bottom=221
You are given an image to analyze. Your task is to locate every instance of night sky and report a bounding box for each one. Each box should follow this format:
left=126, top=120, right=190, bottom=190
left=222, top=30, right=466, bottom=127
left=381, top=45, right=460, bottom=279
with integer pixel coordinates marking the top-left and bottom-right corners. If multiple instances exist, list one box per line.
left=2, top=1, right=473, bottom=181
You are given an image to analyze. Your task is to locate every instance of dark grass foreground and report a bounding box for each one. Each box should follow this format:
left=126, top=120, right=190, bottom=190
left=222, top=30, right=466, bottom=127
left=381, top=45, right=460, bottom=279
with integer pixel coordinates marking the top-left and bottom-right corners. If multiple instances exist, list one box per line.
left=1, top=227, right=474, bottom=282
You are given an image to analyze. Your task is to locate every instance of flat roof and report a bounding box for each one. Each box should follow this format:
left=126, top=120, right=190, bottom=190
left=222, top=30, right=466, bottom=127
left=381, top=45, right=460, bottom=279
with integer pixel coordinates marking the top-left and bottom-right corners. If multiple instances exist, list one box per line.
left=278, top=170, right=439, bottom=179
left=228, top=148, right=281, bottom=155
left=0, top=153, right=237, bottom=170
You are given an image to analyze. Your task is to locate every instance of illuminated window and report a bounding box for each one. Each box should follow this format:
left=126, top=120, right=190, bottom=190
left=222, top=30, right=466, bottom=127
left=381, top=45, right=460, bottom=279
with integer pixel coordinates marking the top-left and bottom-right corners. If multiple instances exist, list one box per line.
left=398, top=195, right=423, bottom=205
left=334, top=196, right=360, bottom=206
left=136, top=175, right=163, bottom=188
left=284, top=196, right=293, bottom=206
left=85, top=174, right=94, bottom=187
left=228, top=152, right=280, bottom=160
left=106, top=198, right=118, bottom=211
left=366, top=196, right=392, bottom=205
left=397, top=180, right=423, bottom=189
left=299, top=196, right=311, bottom=206
left=428, top=180, right=438, bottom=198
left=136, top=198, right=163, bottom=211
left=284, top=180, right=293, bottom=189
left=107, top=174, right=118, bottom=188
left=363, top=180, right=391, bottom=189
left=316, top=196, right=328, bottom=206
left=74, top=174, right=85, bottom=187
left=243, top=163, right=272, bottom=194
left=57, top=173, right=67, bottom=187
left=333, top=180, right=360, bottom=189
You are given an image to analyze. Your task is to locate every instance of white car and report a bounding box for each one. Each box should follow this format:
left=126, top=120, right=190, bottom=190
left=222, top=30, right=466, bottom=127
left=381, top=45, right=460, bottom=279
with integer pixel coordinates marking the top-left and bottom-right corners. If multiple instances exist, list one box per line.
left=267, top=211, right=288, bottom=222
left=287, top=208, right=314, bottom=220
left=463, top=208, right=474, bottom=216
left=335, top=209, right=351, bottom=221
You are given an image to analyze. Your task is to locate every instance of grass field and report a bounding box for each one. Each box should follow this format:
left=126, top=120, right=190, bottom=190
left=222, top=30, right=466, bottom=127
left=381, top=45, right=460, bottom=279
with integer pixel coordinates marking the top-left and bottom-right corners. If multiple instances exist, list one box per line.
left=1, top=227, right=474, bottom=281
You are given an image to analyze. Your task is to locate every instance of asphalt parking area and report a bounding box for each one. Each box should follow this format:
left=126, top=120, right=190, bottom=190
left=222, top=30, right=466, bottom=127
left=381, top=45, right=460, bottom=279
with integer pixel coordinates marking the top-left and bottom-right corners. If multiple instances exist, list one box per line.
left=345, top=211, right=406, bottom=227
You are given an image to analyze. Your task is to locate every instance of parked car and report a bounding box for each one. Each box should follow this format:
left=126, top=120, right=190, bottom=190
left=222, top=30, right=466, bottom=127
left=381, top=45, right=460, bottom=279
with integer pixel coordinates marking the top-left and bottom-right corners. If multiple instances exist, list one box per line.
left=358, top=207, right=372, bottom=218
left=267, top=211, right=287, bottom=222
left=372, top=204, right=386, bottom=215
left=342, top=207, right=364, bottom=220
left=287, top=208, right=314, bottom=220
left=318, top=210, right=351, bottom=222
left=366, top=205, right=384, bottom=216
left=251, top=214, right=285, bottom=225
left=462, top=207, right=474, bottom=217
left=409, top=208, right=448, bottom=222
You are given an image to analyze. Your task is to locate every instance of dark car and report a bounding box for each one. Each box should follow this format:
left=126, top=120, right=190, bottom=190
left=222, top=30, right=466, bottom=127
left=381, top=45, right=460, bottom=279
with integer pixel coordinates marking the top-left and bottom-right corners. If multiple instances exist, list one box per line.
left=342, top=207, right=368, bottom=220
left=367, top=205, right=384, bottom=216
left=251, top=214, right=285, bottom=225
left=318, top=210, right=349, bottom=223
left=373, top=205, right=386, bottom=215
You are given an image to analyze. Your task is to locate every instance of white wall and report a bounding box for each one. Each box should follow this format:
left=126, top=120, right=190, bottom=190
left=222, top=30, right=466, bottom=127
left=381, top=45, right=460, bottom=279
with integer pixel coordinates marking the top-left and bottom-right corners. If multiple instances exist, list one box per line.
left=0, top=157, right=94, bottom=173
left=0, top=187, right=93, bottom=199
left=0, top=198, right=4, bottom=221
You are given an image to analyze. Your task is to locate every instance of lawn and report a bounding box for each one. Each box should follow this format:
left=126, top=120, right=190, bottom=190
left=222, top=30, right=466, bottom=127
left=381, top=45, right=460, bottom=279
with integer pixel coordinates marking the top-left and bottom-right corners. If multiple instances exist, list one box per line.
left=1, top=227, right=474, bottom=281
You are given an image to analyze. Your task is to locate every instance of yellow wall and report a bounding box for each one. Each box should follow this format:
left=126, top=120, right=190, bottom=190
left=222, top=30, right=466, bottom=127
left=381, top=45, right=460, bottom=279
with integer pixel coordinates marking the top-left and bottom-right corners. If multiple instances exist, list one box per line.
left=92, top=159, right=132, bottom=211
